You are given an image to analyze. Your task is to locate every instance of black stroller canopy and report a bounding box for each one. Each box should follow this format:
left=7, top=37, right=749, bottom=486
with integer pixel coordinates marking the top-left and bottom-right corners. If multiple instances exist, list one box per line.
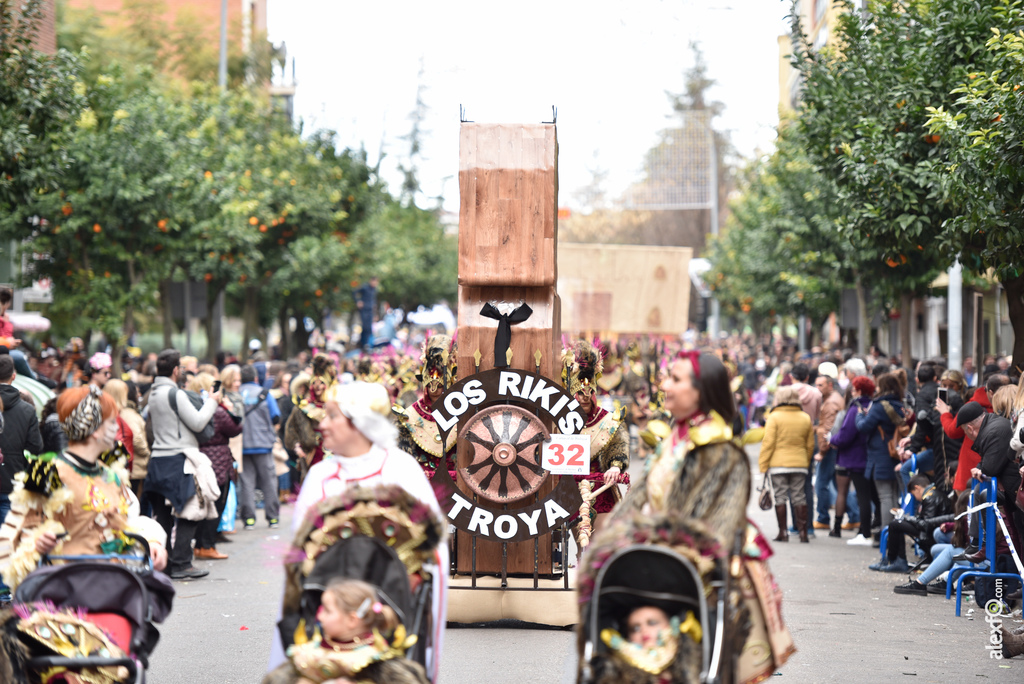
left=303, top=536, right=413, bottom=626
left=595, top=547, right=704, bottom=632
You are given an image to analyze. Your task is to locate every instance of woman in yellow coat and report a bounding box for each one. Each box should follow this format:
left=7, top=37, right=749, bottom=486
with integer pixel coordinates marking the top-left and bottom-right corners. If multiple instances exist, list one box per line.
left=758, top=387, right=814, bottom=543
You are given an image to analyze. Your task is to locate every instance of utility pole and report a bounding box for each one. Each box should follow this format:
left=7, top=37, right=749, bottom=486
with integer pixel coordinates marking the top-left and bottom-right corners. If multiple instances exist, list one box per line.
left=948, top=260, right=963, bottom=370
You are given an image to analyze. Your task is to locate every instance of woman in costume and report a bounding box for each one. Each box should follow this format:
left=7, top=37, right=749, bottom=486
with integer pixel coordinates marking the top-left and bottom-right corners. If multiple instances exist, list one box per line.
left=392, top=335, right=458, bottom=477
left=0, top=386, right=169, bottom=589
left=269, top=381, right=447, bottom=682
left=579, top=352, right=794, bottom=684
left=562, top=341, right=628, bottom=525
left=285, top=354, right=338, bottom=474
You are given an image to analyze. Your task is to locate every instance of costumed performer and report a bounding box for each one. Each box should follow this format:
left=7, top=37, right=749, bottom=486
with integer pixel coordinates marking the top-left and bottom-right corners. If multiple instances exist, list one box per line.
left=269, top=382, right=447, bottom=682
left=579, top=352, right=794, bottom=684
left=0, top=386, right=170, bottom=590
left=562, top=340, right=628, bottom=526
left=391, top=335, right=457, bottom=476
left=285, top=353, right=338, bottom=473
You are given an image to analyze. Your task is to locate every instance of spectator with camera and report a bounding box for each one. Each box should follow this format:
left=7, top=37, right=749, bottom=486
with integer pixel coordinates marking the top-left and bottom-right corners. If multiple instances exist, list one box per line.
left=143, top=349, right=220, bottom=580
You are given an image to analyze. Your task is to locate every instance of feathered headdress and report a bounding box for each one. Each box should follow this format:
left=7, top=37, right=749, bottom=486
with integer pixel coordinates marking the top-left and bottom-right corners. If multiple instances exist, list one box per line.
left=561, top=339, right=604, bottom=396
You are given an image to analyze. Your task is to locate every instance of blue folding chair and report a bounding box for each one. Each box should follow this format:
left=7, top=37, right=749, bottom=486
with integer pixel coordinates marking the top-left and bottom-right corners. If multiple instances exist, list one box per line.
left=947, top=478, right=1024, bottom=616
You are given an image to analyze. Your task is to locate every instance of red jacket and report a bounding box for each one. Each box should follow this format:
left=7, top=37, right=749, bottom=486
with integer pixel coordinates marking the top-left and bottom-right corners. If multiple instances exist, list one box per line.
left=941, top=387, right=992, bottom=491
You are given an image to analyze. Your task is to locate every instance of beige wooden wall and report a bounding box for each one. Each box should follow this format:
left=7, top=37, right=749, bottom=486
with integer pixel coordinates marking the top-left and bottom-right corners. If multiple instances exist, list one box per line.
left=558, top=243, right=692, bottom=336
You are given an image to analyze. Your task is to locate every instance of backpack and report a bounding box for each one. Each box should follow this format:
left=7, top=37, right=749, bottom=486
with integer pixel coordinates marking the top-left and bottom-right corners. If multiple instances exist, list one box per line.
left=878, top=400, right=911, bottom=460
left=144, top=387, right=215, bottom=446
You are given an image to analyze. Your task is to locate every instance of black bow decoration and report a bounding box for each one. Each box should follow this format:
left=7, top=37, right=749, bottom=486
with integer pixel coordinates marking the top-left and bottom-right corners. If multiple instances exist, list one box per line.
left=480, top=302, right=533, bottom=368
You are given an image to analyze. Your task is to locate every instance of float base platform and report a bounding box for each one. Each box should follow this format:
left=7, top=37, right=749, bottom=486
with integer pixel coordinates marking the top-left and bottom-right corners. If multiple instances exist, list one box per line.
left=446, top=573, right=578, bottom=626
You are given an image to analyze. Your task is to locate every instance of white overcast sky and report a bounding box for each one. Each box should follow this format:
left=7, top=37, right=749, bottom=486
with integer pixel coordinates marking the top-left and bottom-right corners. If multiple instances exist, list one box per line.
left=266, top=0, right=790, bottom=213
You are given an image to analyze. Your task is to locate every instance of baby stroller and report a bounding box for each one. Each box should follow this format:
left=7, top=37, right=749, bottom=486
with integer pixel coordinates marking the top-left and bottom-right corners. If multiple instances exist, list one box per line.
left=0, top=535, right=175, bottom=684
left=276, top=484, right=445, bottom=681
left=577, top=521, right=746, bottom=684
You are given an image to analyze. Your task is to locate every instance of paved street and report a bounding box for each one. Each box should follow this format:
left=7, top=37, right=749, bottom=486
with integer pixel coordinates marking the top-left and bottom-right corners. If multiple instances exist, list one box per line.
left=149, top=445, right=1023, bottom=683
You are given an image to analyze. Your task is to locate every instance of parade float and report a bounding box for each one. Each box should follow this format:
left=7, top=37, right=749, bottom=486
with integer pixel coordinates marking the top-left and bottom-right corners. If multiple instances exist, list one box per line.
left=426, top=120, right=625, bottom=626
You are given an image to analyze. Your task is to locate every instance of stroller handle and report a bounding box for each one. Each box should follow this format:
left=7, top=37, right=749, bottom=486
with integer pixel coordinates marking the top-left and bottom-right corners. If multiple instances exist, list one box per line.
left=27, top=655, right=139, bottom=683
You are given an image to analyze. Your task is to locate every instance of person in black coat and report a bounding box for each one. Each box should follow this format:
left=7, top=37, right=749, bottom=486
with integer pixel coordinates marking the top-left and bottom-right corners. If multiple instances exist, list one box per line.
left=957, top=402, right=1022, bottom=557
left=0, top=355, right=44, bottom=500
left=869, top=476, right=953, bottom=573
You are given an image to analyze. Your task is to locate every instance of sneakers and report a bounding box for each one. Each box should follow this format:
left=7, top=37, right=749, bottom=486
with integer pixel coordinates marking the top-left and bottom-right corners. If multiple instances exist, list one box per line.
left=881, top=557, right=910, bottom=573
left=847, top=534, right=873, bottom=546
left=244, top=518, right=256, bottom=530
left=813, top=521, right=831, bottom=530
left=268, top=519, right=279, bottom=529
left=894, top=580, right=928, bottom=596
left=841, top=522, right=859, bottom=530
left=927, top=580, right=948, bottom=595
left=169, top=566, right=210, bottom=580
left=869, top=559, right=891, bottom=571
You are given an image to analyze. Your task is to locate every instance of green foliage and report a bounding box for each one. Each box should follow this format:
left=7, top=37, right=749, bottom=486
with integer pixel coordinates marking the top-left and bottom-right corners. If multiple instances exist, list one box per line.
left=926, top=1, right=1024, bottom=280
left=789, top=0, right=999, bottom=294
left=0, top=0, right=86, bottom=228
left=707, top=127, right=848, bottom=326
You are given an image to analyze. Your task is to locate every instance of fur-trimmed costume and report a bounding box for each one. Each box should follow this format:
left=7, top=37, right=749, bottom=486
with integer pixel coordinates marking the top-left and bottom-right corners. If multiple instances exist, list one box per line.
left=284, top=355, right=338, bottom=472
left=579, top=412, right=794, bottom=684
left=393, top=336, right=457, bottom=476
left=563, top=341, right=628, bottom=513
left=0, top=451, right=166, bottom=591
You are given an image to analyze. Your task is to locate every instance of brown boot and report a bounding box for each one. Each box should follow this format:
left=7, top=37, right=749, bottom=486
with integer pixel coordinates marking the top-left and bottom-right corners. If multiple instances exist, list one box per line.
left=774, top=505, right=789, bottom=542
left=1003, top=630, right=1024, bottom=658
left=795, top=505, right=810, bottom=543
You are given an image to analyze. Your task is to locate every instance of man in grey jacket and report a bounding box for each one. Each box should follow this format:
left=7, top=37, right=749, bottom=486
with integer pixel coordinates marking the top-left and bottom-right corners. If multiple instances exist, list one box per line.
left=143, top=349, right=219, bottom=580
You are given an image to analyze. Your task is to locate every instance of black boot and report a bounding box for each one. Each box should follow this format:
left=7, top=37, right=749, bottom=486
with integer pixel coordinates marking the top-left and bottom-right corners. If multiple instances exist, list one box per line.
left=795, top=505, right=810, bottom=543
left=774, top=505, right=789, bottom=542
left=829, top=521, right=842, bottom=538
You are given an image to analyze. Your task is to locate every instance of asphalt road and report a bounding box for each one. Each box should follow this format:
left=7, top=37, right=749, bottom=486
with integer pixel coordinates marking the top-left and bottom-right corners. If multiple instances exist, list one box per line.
left=147, top=445, right=1023, bottom=683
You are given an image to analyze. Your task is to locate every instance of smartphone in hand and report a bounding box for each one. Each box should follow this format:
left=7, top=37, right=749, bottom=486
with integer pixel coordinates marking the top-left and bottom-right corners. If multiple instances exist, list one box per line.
left=937, top=387, right=948, bottom=403
left=212, top=380, right=222, bottom=393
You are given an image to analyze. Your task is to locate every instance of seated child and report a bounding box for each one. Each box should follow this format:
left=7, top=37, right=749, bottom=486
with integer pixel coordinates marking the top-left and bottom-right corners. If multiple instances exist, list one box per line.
left=600, top=604, right=703, bottom=680
left=264, top=579, right=428, bottom=684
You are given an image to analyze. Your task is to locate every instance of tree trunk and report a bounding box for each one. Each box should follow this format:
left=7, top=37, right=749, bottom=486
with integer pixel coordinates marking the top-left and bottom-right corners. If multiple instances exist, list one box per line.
left=1005, top=274, right=1024, bottom=377
left=159, top=279, right=174, bottom=350
left=900, top=292, right=913, bottom=371
left=855, top=275, right=868, bottom=356
left=241, top=285, right=260, bottom=362
left=277, top=304, right=290, bottom=360
left=205, top=286, right=224, bottom=363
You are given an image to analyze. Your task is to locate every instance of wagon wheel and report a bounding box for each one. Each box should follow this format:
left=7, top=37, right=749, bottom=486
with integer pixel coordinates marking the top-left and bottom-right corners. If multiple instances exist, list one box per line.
left=458, top=405, right=550, bottom=503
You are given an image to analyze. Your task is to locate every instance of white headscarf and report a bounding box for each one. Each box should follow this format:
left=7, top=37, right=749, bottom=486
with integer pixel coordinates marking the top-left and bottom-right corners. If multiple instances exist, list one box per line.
left=324, top=381, right=397, bottom=448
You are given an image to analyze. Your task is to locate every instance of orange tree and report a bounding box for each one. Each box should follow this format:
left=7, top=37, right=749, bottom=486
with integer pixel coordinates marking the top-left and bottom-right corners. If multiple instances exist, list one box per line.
left=789, top=0, right=1002, bottom=365
left=0, top=0, right=85, bottom=236
left=927, top=0, right=1024, bottom=369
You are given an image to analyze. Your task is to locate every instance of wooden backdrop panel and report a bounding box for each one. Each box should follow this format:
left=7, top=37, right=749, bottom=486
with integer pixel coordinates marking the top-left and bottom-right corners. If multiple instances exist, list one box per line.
left=458, top=123, right=557, bottom=288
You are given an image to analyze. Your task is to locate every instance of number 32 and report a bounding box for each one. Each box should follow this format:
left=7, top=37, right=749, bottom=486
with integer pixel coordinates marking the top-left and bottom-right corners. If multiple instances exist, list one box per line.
left=549, top=443, right=585, bottom=466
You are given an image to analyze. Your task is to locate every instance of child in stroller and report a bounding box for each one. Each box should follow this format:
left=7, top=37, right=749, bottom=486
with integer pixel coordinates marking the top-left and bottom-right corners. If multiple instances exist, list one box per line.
left=577, top=520, right=744, bottom=684
left=265, top=484, right=445, bottom=684
left=268, top=578, right=427, bottom=684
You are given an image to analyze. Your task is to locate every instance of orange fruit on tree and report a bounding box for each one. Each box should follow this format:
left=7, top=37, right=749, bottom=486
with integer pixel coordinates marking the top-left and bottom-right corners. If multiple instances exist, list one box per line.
left=204, top=170, right=213, bottom=179
left=93, top=223, right=102, bottom=233
left=62, top=203, right=73, bottom=216
left=315, top=289, right=323, bottom=297
left=249, top=217, right=259, bottom=226
left=239, top=274, right=247, bottom=283
left=259, top=224, right=267, bottom=232
left=204, top=273, right=213, bottom=282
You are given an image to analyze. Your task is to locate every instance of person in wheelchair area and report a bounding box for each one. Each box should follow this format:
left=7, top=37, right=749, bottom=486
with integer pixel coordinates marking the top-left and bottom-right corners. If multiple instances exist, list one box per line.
left=868, top=475, right=952, bottom=574
left=0, top=385, right=168, bottom=591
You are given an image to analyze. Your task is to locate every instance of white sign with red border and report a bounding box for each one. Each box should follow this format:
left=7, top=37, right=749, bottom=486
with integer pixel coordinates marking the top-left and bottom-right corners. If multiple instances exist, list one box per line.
left=541, top=434, right=591, bottom=476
